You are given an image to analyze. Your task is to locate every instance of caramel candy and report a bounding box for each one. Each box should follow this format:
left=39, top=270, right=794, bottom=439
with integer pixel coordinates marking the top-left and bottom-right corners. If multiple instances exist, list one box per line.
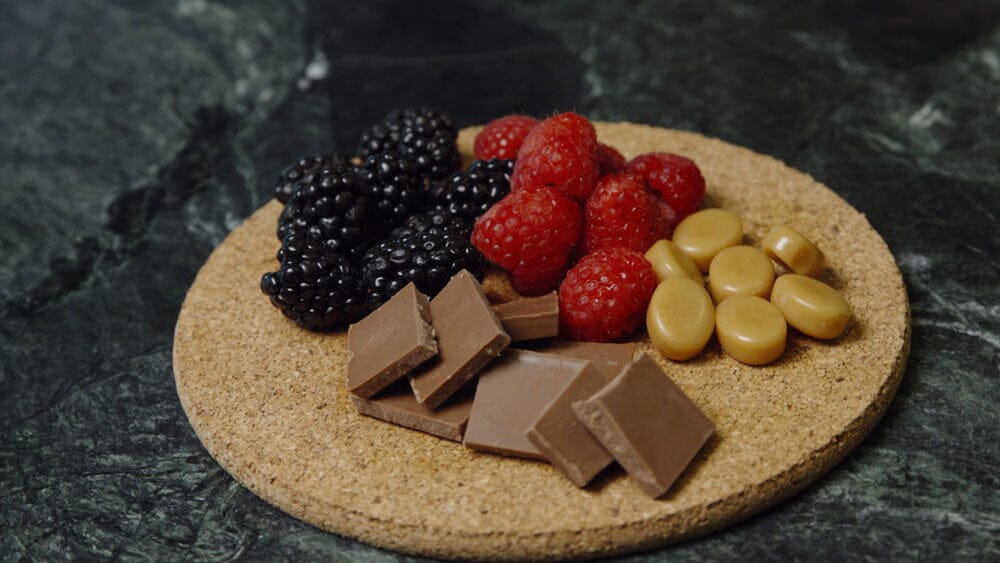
left=644, top=239, right=703, bottom=283
left=708, top=245, right=776, bottom=302
left=646, top=278, right=715, bottom=361
left=672, top=209, right=744, bottom=272
left=715, top=295, right=787, bottom=365
left=771, top=274, right=851, bottom=339
left=762, top=225, right=825, bottom=278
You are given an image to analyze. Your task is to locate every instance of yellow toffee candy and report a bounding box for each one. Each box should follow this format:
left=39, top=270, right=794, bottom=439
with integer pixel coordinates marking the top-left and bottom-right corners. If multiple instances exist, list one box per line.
left=644, top=240, right=703, bottom=283
left=762, top=225, right=825, bottom=278
left=646, top=278, right=715, bottom=361
left=708, top=245, right=776, bottom=302
left=770, top=274, right=851, bottom=339
left=672, top=208, right=743, bottom=273
left=715, top=295, right=787, bottom=365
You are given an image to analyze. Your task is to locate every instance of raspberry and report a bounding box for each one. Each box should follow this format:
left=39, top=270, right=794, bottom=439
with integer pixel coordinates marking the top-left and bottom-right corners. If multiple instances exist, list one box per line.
left=595, top=143, right=625, bottom=176
left=473, top=115, right=538, bottom=160
left=510, top=112, right=599, bottom=201
left=559, top=247, right=656, bottom=342
left=625, top=152, right=706, bottom=219
left=472, top=186, right=583, bottom=295
left=583, top=173, right=667, bottom=255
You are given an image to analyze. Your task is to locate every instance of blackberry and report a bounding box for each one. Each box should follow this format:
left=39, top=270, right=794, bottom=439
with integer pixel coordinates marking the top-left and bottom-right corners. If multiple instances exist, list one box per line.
left=358, top=152, right=426, bottom=231
left=397, top=127, right=462, bottom=183
left=272, top=154, right=354, bottom=203
left=357, top=107, right=461, bottom=182
left=428, top=159, right=513, bottom=221
left=389, top=207, right=473, bottom=239
left=362, top=230, right=485, bottom=306
left=275, top=232, right=324, bottom=263
left=261, top=252, right=370, bottom=330
left=277, top=168, right=377, bottom=262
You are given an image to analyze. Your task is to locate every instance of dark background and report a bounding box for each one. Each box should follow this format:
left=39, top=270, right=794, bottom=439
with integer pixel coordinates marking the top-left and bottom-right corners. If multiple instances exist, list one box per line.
left=2, top=0, right=998, bottom=560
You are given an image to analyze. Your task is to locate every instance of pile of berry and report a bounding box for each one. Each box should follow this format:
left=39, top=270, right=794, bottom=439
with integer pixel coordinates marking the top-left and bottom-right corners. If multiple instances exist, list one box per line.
left=471, top=112, right=706, bottom=342
left=262, top=107, right=507, bottom=330
left=261, top=109, right=707, bottom=343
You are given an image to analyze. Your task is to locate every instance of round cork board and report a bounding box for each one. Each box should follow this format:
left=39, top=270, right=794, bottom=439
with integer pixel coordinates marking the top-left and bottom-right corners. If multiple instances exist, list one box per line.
left=173, top=123, right=910, bottom=561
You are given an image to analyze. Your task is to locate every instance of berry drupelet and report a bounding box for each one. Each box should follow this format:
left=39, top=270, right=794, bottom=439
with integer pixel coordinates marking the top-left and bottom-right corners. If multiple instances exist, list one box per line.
left=428, top=159, right=514, bottom=222
left=276, top=168, right=378, bottom=263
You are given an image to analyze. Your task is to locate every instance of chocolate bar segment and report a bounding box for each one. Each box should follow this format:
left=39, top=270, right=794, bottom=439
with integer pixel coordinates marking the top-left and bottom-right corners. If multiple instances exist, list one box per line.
left=491, top=292, right=559, bottom=342
left=526, top=363, right=613, bottom=487
left=346, top=283, right=437, bottom=398
left=463, top=349, right=584, bottom=459
left=542, top=340, right=637, bottom=380
left=409, top=271, right=510, bottom=408
left=351, top=379, right=473, bottom=442
left=572, top=353, right=715, bottom=498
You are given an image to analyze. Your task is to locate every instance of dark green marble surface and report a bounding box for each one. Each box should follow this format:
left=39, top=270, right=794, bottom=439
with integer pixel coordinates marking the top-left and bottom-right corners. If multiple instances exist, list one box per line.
left=1, top=0, right=998, bottom=560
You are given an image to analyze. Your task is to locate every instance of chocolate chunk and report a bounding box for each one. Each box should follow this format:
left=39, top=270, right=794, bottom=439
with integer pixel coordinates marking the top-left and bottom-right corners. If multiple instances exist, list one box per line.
left=572, top=353, right=715, bottom=498
left=351, top=379, right=473, bottom=442
left=463, top=349, right=584, bottom=459
left=491, top=292, right=559, bottom=342
left=542, top=340, right=637, bottom=380
left=409, top=271, right=510, bottom=408
left=346, top=283, right=437, bottom=398
left=526, top=363, right=612, bottom=487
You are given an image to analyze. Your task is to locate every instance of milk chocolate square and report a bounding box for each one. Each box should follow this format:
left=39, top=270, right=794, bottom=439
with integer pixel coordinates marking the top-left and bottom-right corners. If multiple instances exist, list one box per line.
left=491, top=292, right=559, bottom=342
left=572, top=353, right=715, bottom=498
left=542, top=340, right=637, bottom=380
left=409, top=271, right=510, bottom=408
left=526, top=363, right=614, bottom=487
left=346, top=283, right=437, bottom=398
left=351, top=379, right=473, bottom=442
left=463, top=349, right=584, bottom=460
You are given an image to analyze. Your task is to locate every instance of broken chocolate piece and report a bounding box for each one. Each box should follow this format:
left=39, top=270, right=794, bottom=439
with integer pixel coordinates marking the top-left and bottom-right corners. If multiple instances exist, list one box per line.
left=526, top=363, right=612, bottom=487
left=542, top=340, right=637, bottom=380
left=463, top=349, right=584, bottom=460
left=346, top=283, right=437, bottom=398
left=572, top=353, right=715, bottom=498
left=409, top=271, right=510, bottom=408
left=351, top=379, right=473, bottom=442
left=492, top=292, right=559, bottom=342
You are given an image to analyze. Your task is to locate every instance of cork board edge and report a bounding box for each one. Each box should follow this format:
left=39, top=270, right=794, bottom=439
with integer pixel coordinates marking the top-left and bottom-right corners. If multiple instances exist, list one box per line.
left=172, top=122, right=911, bottom=561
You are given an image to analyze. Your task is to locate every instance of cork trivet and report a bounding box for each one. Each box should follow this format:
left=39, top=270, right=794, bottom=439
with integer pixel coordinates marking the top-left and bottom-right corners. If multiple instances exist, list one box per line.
left=173, top=123, right=910, bottom=561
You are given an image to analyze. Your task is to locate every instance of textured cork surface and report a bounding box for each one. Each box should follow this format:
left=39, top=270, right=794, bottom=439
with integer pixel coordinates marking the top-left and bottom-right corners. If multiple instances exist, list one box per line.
left=173, top=123, right=910, bottom=561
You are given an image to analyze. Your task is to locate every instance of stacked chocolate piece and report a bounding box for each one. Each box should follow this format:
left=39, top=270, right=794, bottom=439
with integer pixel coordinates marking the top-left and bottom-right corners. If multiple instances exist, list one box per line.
left=346, top=271, right=716, bottom=498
